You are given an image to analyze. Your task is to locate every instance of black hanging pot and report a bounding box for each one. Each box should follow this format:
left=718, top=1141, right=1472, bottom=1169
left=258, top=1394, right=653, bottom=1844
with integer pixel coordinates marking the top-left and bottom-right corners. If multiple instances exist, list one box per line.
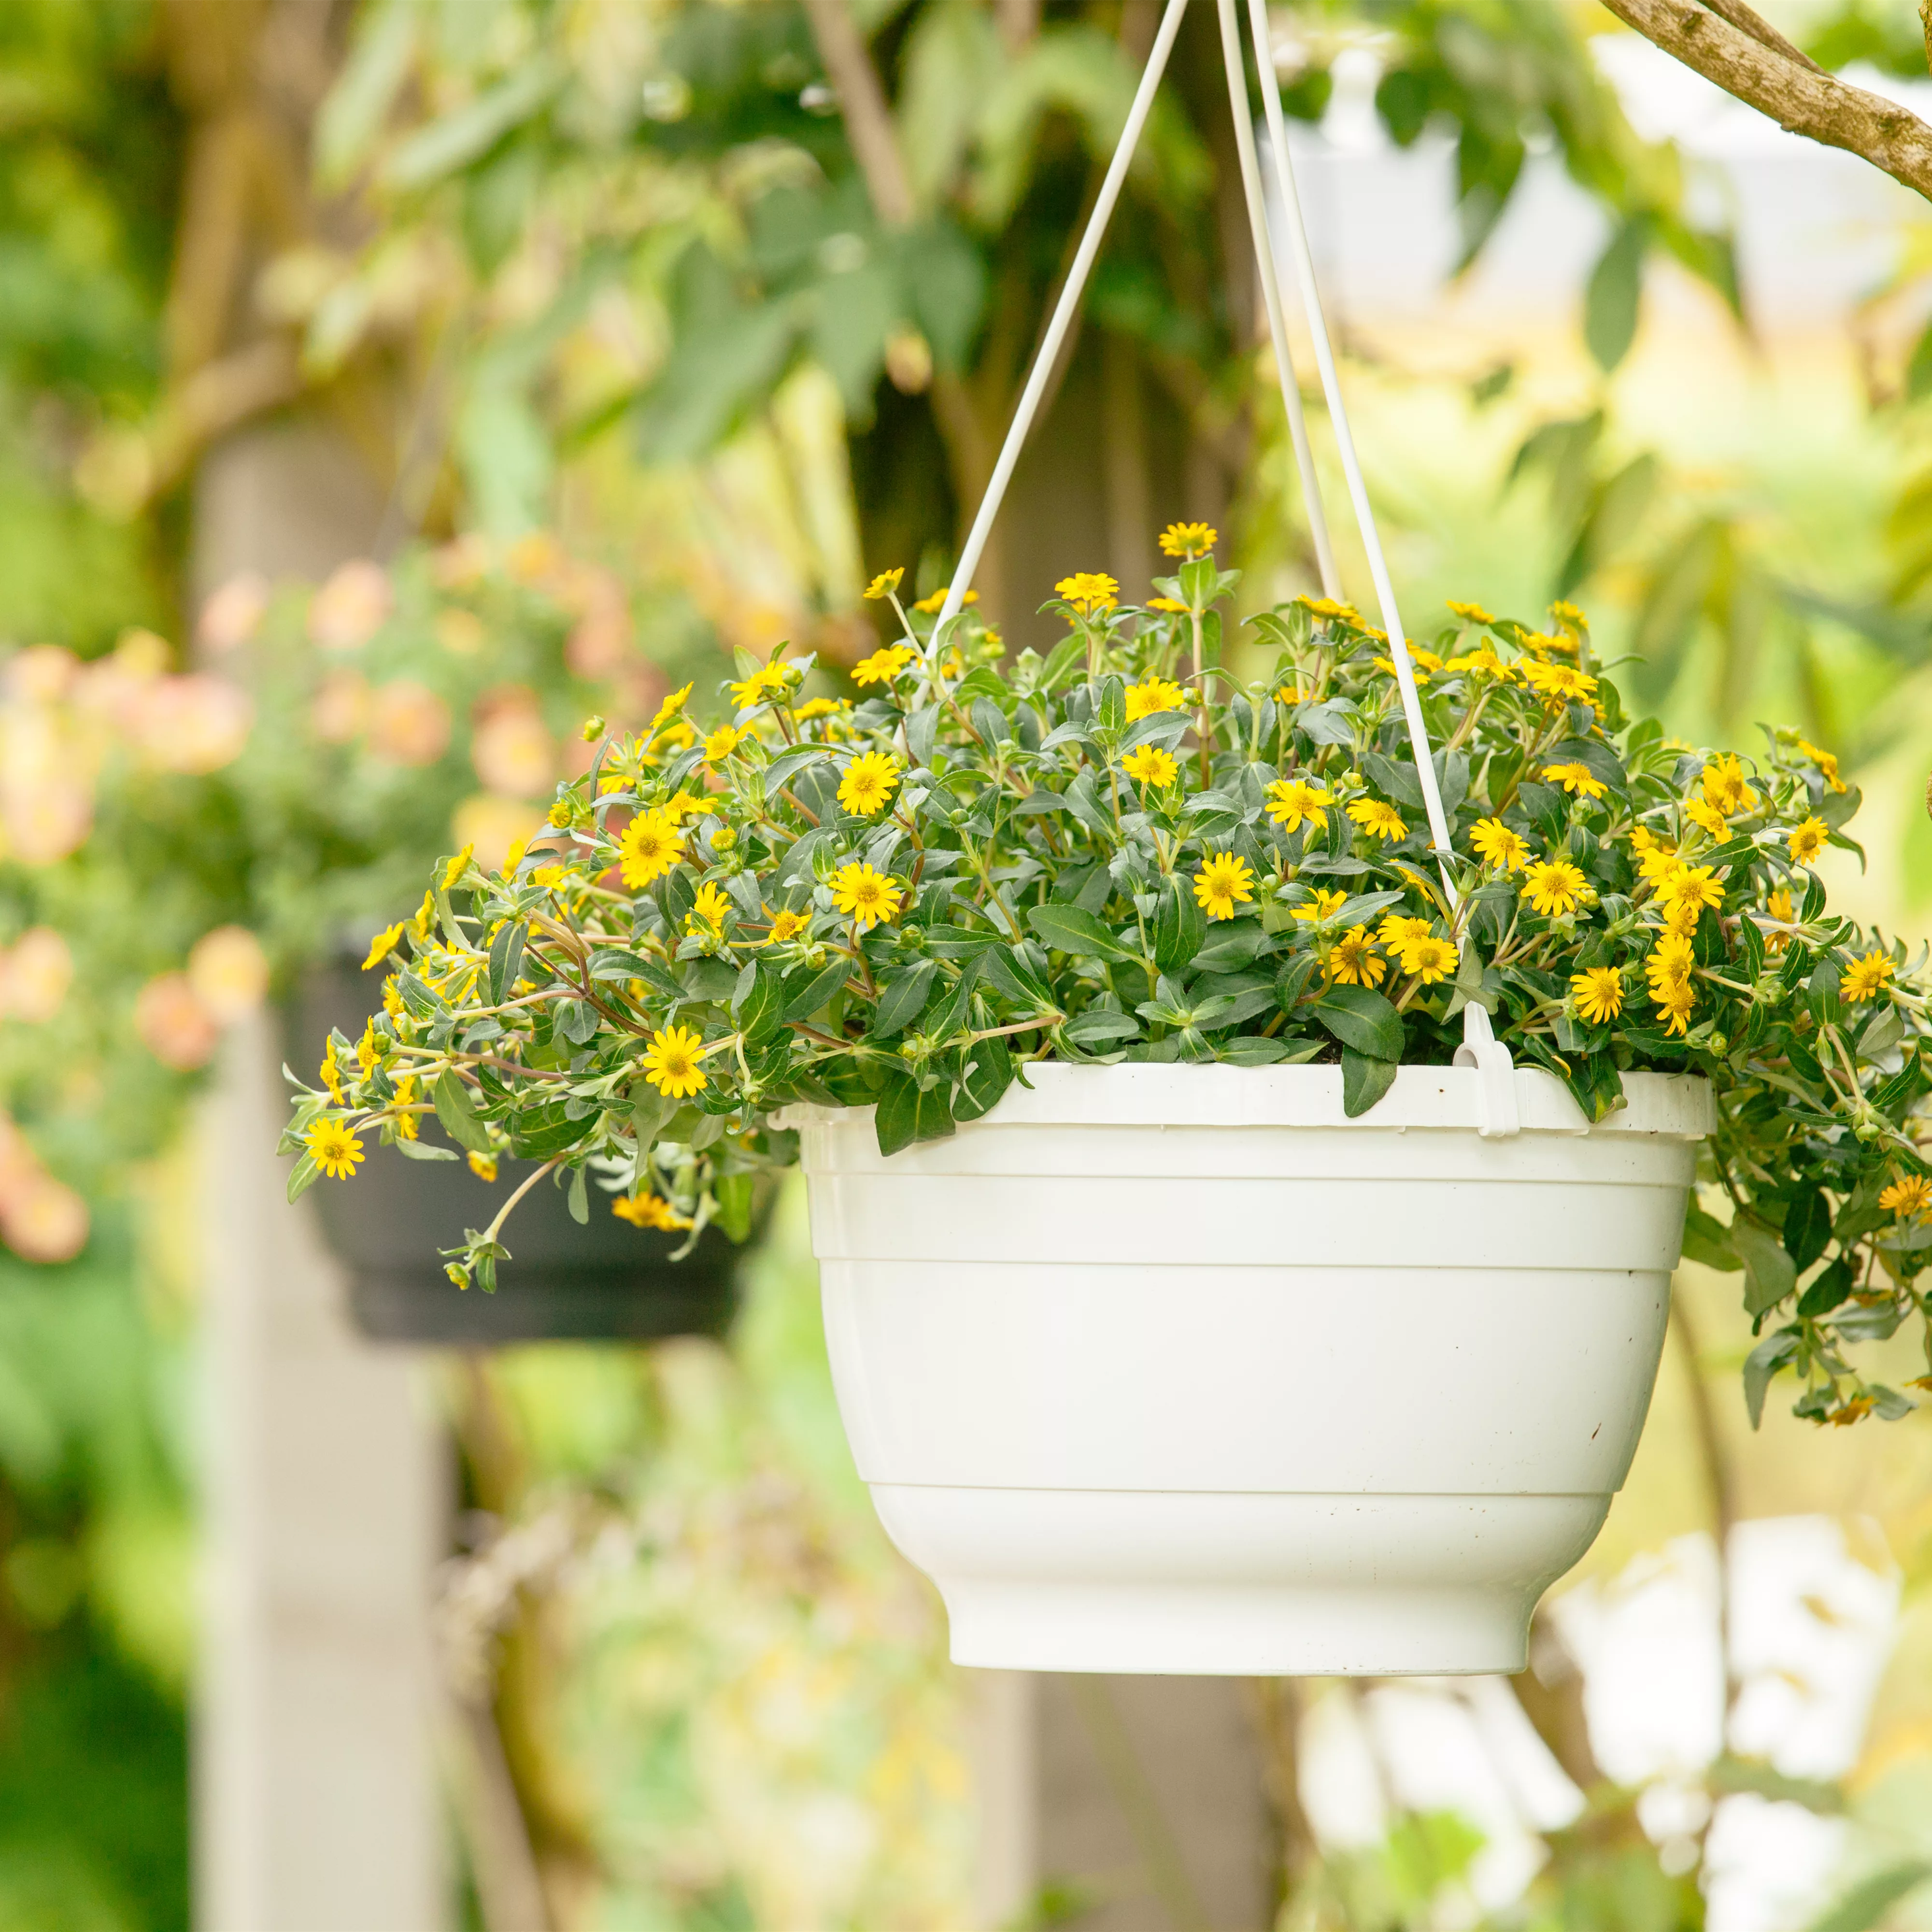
left=287, top=959, right=748, bottom=1345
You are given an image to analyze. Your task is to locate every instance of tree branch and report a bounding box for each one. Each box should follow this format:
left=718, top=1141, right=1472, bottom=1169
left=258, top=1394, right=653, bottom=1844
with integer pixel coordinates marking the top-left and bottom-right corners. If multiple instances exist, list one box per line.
left=1601, top=0, right=1932, bottom=202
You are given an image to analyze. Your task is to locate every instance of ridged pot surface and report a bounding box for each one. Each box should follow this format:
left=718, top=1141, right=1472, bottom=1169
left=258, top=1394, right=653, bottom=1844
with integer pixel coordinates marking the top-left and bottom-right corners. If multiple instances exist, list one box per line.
left=795, top=1061, right=1711, bottom=1675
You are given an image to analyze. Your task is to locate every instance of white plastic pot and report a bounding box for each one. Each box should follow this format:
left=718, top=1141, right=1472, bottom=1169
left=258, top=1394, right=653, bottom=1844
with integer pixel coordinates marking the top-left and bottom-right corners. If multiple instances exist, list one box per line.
left=795, top=1060, right=1712, bottom=1676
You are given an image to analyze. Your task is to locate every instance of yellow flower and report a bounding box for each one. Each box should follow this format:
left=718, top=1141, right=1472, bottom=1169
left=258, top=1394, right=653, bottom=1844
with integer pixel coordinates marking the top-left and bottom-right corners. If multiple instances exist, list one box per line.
left=1572, top=967, right=1624, bottom=1024
left=831, top=861, right=903, bottom=932
left=1652, top=978, right=1696, bottom=1036
left=658, top=790, right=717, bottom=824
left=649, top=683, right=694, bottom=732
left=1842, top=949, right=1896, bottom=1004
left=1055, top=571, right=1119, bottom=614
left=467, top=1150, right=498, bottom=1182
left=1125, top=677, right=1185, bottom=721
left=657, top=718, right=697, bottom=753
left=305, top=1116, right=364, bottom=1180
left=1276, top=682, right=1307, bottom=704
left=1378, top=913, right=1431, bottom=950
left=1879, top=1174, right=1932, bottom=1219
left=1663, top=898, right=1702, bottom=937
left=1147, top=597, right=1189, bottom=614
left=1543, top=761, right=1607, bottom=800
left=1520, top=660, right=1598, bottom=705
left=381, top=974, right=403, bottom=1021
left=1447, top=599, right=1495, bottom=623
left=391, top=1075, right=420, bottom=1141
left=1373, top=654, right=1430, bottom=685
left=863, top=568, right=904, bottom=601
left=1469, top=818, right=1529, bottom=873
left=442, top=843, right=475, bottom=888
left=1656, top=864, right=1723, bottom=920
left=1292, top=887, right=1350, bottom=924
left=1797, top=738, right=1846, bottom=792
left=1122, top=744, right=1179, bottom=789
left=728, top=660, right=793, bottom=708
left=761, top=907, right=809, bottom=946
left=912, top=584, right=978, bottom=615
left=795, top=697, right=849, bottom=722
left=1647, top=931, right=1695, bottom=989
left=363, top=922, right=405, bottom=971
left=619, top=810, right=683, bottom=888
left=1159, top=522, right=1218, bottom=558
left=1523, top=858, right=1587, bottom=918
left=1763, top=885, right=1795, bottom=950
left=356, top=1018, right=381, bottom=1076
left=1327, top=925, right=1386, bottom=987
left=838, top=750, right=903, bottom=816
left=1701, top=753, right=1757, bottom=817
left=1548, top=599, right=1588, bottom=628
left=852, top=642, right=917, bottom=686
left=1788, top=816, right=1829, bottom=865
left=320, top=1042, right=344, bottom=1104
left=703, top=723, right=748, bottom=766
left=686, top=882, right=732, bottom=936
left=642, top=1023, right=710, bottom=1098
left=1444, top=645, right=1516, bottom=682
left=1348, top=797, right=1408, bottom=843
left=1265, top=779, right=1332, bottom=834
left=1399, top=933, right=1458, bottom=983
left=614, top=1192, right=693, bottom=1231
left=1297, top=596, right=1361, bottom=623
left=1193, top=851, right=1255, bottom=922
left=1684, top=798, right=1730, bottom=838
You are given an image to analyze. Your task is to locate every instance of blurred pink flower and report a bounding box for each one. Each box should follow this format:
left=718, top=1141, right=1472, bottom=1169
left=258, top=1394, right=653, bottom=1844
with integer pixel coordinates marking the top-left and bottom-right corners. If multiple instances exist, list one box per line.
left=0, top=928, right=73, bottom=1022
left=0, top=703, right=92, bottom=865
left=432, top=534, right=491, bottom=588
left=370, top=679, right=453, bottom=766
left=312, top=669, right=370, bottom=743
left=198, top=573, right=270, bottom=653
left=187, top=926, right=269, bottom=1023
left=566, top=572, right=630, bottom=678
left=139, top=675, right=253, bottom=774
left=0, top=1114, right=87, bottom=1264
left=470, top=689, right=553, bottom=797
left=308, top=559, right=392, bottom=652
left=4, top=645, right=81, bottom=703
left=452, top=793, right=546, bottom=874
left=135, top=974, right=220, bottom=1071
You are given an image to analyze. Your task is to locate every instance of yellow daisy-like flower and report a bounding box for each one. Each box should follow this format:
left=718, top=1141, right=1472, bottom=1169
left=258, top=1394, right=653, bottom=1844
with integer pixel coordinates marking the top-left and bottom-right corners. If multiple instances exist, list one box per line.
left=1347, top=797, right=1408, bottom=843
left=1879, top=1173, right=1932, bottom=1219
left=852, top=642, right=917, bottom=686
left=1469, top=817, right=1529, bottom=873
left=658, top=790, right=717, bottom=824
left=761, top=907, right=809, bottom=946
left=363, top=921, right=405, bottom=971
left=1520, top=660, right=1598, bottom=705
left=1647, top=930, right=1694, bottom=988
left=1055, top=571, right=1119, bottom=614
left=1523, top=858, right=1587, bottom=919
left=320, top=1041, right=344, bottom=1104
left=1265, top=779, right=1332, bottom=834
left=838, top=750, right=903, bottom=816
left=442, top=843, right=476, bottom=888
left=1121, top=744, right=1179, bottom=789
left=1193, top=851, right=1255, bottom=922
left=1147, top=597, right=1189, bottom=614
left=1548, top=599, right=1588, bottom=628
left=1447, top=599, right=1495, bottom=624
left=390, top=1074, right=419, bottom=1141
left=382, top=974, right=403, bottom=1021
left=1662, top=898, right=1702, bottom=938
left=356, top=1018, right=381, bottom=1076
left=830, top=861, right=903, bottom=932
left=1656, top=864, right=1722, bottom=920
left=1842, top=949, right=1896, bottom=1004
left=1292, top=887, right=1350, bottom=924
left=1796, top=738, right=1847, bottom=793
left=1373, top=654, right=1431, bottom=685
left=1762, top=885, right=1795, bottom=950
left=1327, top=924, right=1386, bottom=987
left=862, top=568, right=904, bottom=601
left=467, top=1150, right=498, bottom=1182
left=1378, top=913, right=1431, bottom=950
left=1652, top=978, right=1696, bottom=1036
left=728, top=660, right=793, bottom=708
left=911, top=585, right=978, bottom=615
left=1701, top=753, right=1757, bottom=817
left=642, top=1023, right=710, bottom=1098
left=1684, top=798, right=1729, bottom=838
left=1788, top=816, right=1829, bottom=865
left=614, top=1192, right=693, bottom=1231
left=1297, top=596, right=1362, bottom=623
left=649, top=683, right=694, bottom=733
left=685, top=882, right=732, bottom=936
left=1543, top=761, right=1607, bottom=800
left=1275, top=682, right=1307, bottom=704
left=619, top=810, right=684, bottom=889
left=305, top=1116, right=364, bottom=1180
left=1572, top=967, right=1624, bottom=1025
left=1444, top=645, right=1516, bottom=683
left=1158, top=522, right=1218, bottom=558
left=1125, top=677, right=1185, bottom=722
left=1400, top=933, right=1458, bottom=983
left=794, top=696, right=849, bottom=722
left=703, top=723, right=748, bottom=766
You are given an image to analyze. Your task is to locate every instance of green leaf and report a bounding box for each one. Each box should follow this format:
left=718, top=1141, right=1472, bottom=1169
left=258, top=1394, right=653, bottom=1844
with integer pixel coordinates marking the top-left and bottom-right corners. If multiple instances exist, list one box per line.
left=1063, top=1009, right=1141, bottom=1045
left=714, top=1172, right=755, bottom=1241
left=782, top=958, right=850, bottom=1022
left=433, top=1073, right=495, bottom=1155
left=953, top=1033, right=1014, bottom=1121
left=873, top=960, right=940, bottom=1038
left=1342, top=1049, right=1398, bottom=1118
left=1798, top=1259, right=1855, bottom=1317
left=395, top=1138, right=459, bottom=1163
left=874, top=1072, right=956, bottom=1155
left=1743, top=1331, right=1800, bottom=1429
left=567, top=1165, right=589, bottom=1225
left=1153, top=876, right=1206, bottom=974
left=1803, top=1862, right=1931, bottom=1932
left=1314, top=985, right=1404, bottom=1060
left=1584, top=216, right=1648, bottom=372
left=1783, top=1187, right=1831, bottom=1271
left=1733, top=1217, right=1797, bottom=1316
left=1027, top=901, right=1137, bottom=964
left=487, top=919, right=526, bottom=1006
left=286, top=1152, right=321, bottom=1203
left=1680, top=1203, right=1742, bottom=1272
left=733, top=961, right=786, bottom=1042
left=383, top=58, right=562, bottom=192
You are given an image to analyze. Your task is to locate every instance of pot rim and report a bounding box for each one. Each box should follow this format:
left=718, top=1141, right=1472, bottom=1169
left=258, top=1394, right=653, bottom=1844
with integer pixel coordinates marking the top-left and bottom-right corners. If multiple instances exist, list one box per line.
left=784, top=1059, right=1713, bottom=1139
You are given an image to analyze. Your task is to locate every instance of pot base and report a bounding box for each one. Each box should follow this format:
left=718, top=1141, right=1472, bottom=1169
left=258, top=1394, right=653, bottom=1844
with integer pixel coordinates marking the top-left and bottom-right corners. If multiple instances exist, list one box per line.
left=870, top=1485, right=1611, bottom=1675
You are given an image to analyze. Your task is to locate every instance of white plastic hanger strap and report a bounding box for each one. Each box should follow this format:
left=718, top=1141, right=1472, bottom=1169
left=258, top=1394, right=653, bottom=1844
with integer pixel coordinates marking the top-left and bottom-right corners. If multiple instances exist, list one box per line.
left=1452, top=1002, right=1520, bottom=1138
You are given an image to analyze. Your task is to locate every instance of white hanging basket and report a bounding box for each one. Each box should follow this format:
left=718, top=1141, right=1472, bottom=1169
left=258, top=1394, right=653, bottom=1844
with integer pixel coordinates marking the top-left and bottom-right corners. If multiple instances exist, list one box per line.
left=796, top=1062, right=1710, bottom=1675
